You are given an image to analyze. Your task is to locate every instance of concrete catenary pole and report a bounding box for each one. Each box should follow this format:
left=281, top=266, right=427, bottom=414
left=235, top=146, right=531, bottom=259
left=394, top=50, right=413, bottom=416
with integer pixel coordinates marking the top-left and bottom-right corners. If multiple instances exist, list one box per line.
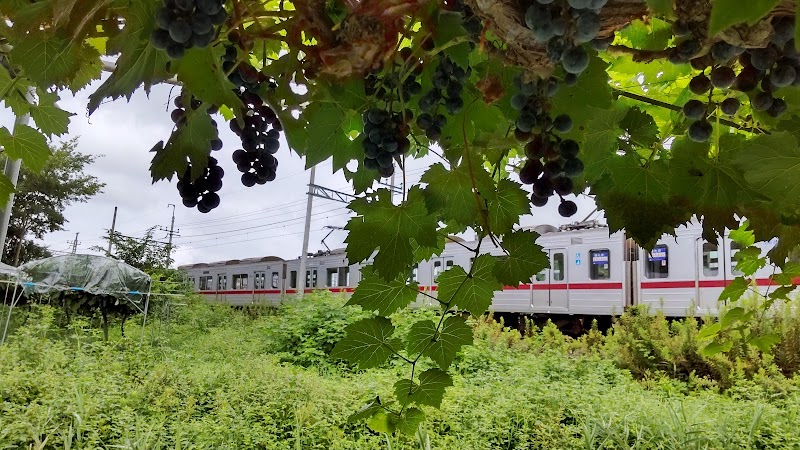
left=297, top=166, right=316, bottom=298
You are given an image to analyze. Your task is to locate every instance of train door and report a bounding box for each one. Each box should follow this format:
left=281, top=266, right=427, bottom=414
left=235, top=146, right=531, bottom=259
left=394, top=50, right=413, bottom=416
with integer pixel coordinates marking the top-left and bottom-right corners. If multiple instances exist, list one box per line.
left=530, top=249, right=568, bottom=312
left=216, top=273, right=227, bottom=302
left=696, top=238, right=724, bottom=314
left=430, top=257, right=454, bottom=294
left=549, top=249, right=568, bottom=311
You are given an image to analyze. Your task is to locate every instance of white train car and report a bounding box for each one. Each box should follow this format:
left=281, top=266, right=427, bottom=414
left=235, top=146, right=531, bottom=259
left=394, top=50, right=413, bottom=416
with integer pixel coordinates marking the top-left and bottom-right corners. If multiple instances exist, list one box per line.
left=181, top=220, right=780, bottom=317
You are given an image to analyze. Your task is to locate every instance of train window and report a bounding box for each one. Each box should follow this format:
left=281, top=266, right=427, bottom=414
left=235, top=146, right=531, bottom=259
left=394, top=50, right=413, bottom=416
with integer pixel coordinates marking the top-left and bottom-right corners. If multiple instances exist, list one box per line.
left=327, top=268, right=339, bottom=287
left=535, top=269, right=546, bottom=282
left=305, top=269, right=317, bottom=288
left=703, top=243, right=719, bottom=276
left=217, top=274, right=227, bottom=290
left=338, top=267, right=350, bottom=286
left=731, top=242, right=743, bottom=276
left=553, top=253, right=565, bottom=281
left=446, top=260, right=454, bottom=269
left=270, top=272, right=278, bottom=289
left=645, top=245, right=669, bottom=279
left=232, top=274, right=249, bottom=290
left=589, top=249, right=610, bottom=280
left=199, top=276, right=212, bottom=290
left=290, top=271, right=298, bottom=289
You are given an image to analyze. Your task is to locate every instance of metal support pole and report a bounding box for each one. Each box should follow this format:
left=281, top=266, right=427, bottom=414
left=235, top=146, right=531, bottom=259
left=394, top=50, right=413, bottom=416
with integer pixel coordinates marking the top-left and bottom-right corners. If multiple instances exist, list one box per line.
left=71, top=232, right=80, bottom=254
left=297, top=166, right=315, bottom=299
left=0, top=87, right=36, bottom=257
left=106, top=206, right=118, bottom=256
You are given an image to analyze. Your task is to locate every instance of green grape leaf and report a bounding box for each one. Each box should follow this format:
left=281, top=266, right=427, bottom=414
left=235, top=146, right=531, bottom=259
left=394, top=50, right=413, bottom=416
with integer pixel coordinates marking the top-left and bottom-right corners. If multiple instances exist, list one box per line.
left=346, top=266, right=419, bottom=316
left=433, top=11, right=470, bottom=68
left=149, top=111, right=215, bottom=181
left=407, top=316, right=473, bottom=370
left=421, top=162, right=494, bottom=230
left=719, top=277, right=749, bottom=303
left=709, top=0, right=781, bottom=36
left=346, top=187, right=439, bottom=280
left=394, top=379, right=418, bottom=406
left=483, top=179, right=531, bottom=235
left=734, top=247, right=767, bottom=276
left=0, top=174, right=15, bottom=209
left=732, top=132, right=800, bottom=210
left=412, top=368, right=453, bottom=408
left=87, top=0, right=170, bottom=113
left=287, top=102, right=358, bottom=169
left=769, top=284, right=797, bottom=300
left=771, top=261, right=800, bottom=285
left=749, top=333, right=781, bottom=353
left=9, top=35, right=83, bottom=87
left=347, top=398, right=382, bottom=423
left=367, top=410, right=395, bottom=434
left=493, top=230, right=549, bottom=286
left=0, top=68, right=32, bottom=117
left=174, top=47, right=243, bottom=111
left=644, top=0, right=674, bottom=16
left=0, top=124, right=52, bottom=172
left=331, top=316, right=400, bottom=369
left=551, top=56, right=612, bottom=129
left=396, top=408, right=426, bottom=435
left=619, top=107, right=660, bottom=148
left=580, top=107, right=625, bottom=182
left=29, top=90, right=73, bottom=137
left=617, top=18, right=673, bottom=50
left=608, top=157, right=671, bottom=203
left=701, top=340, right=733, bottom=356
left=437, top=254, right=502, bottom=315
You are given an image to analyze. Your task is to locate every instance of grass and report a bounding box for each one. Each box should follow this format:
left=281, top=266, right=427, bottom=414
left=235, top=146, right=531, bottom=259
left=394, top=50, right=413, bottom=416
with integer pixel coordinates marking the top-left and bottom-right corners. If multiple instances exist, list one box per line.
left=1, top=294, right=799, bottom=449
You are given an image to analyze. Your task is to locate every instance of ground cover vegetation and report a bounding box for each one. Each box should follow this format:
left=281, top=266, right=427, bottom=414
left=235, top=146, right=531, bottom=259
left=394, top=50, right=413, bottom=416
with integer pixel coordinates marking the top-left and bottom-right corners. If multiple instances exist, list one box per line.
left=5, top=0, right=800, bottom=433
left=1, top=292, right=799, bottom=449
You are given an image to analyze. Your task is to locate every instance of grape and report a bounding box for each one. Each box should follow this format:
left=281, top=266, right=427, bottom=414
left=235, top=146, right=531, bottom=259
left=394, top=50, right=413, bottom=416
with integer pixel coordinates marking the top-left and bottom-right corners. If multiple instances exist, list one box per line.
left=416, top=113, right=434, bottom=130
left=544, top=160, right=564, bottom=178
left=511, top=93, right=529, bottom=110
left=675, top=39, right=701, bottom=61
left=520, top=160, right=544, bottom=185
left=166, top=43, right=185, bottom=59
left=767, top=98, right=788, bottom=117
left=564, top=158, right=584, bottom=177
left=785, top=40, right=800, bottom=61
left=150, top=29, right=172, bottom=50
left=516, top=114, right=535, bottom=133
left=710, top=66, right=736, bottom=88
left=191, top=12, right=213, bottom=34
left=771, top=16, right=795, bottom=46
left=210, top=138, right=223, bottom=151
left=672, top=20, right=691, bottom=37
left=553, top=114, right=573, bottom=133
left=590, top=37, right=613, bottom=51
left=720, top=97, right=740, bottom=115
left=733, top=66, right=761, bottom=92
left=536, top=0, right=555, bottom=4
left=682, top=99, right=706, bottom=120
left=533, top=178, right=554, bottom=198
left=750, top=47, right=779, bottom=71
left=531, top=194, right=549, bottom=207
left=690, top=54, right=714, bottom=71
left=209, top=8, right=227, bottom=25
left=553, top=176, right=574, bottom=196
left=525, top=137, right=545, bottom=159
left=552, top=18, right=567, bottom=37
left=547, top=37, right=568, bottom=62
left=770, top=63, right=796, bottom=87
left=156, top=7, right=173, bottom=30
left=193, top=30, right=214, bottom=48
left=558, top=200, right=578, bottom=218
left=168, top=18, right=192, bottom=44
left=544, top=78, right=559, bottom=97
left=575, top=12, right=600, bottom=43
left=446, top=97, right=464, bottom=114
left=174, top=0, right=193, bottom=12
left=564, top=73, right=579, bottom=86
left=378, top=165, right=395, bottom=178
left=689, top=74, right=712, bottom=95
left=559, top=139, right=580, bottom=159
left=567, top=0, right=591, bottom=8
left=182, top=197, right=198, bottom=208
left=561, top=46, right=589, bottom=74
left=751, top=91, right=774, bottom=111
left=688, top=120, right=713, bottom=143
left=196, top=0, right=222, bottom=14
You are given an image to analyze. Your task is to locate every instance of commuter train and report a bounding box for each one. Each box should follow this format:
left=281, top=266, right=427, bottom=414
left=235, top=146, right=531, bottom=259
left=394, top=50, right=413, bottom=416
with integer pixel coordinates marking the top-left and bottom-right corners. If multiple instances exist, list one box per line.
left=179, top=220, right=779, bottom=317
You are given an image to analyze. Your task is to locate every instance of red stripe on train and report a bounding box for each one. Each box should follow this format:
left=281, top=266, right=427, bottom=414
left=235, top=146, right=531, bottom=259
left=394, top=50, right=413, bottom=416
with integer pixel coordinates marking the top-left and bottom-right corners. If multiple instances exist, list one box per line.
left=642, top=278, right=779, bottom=289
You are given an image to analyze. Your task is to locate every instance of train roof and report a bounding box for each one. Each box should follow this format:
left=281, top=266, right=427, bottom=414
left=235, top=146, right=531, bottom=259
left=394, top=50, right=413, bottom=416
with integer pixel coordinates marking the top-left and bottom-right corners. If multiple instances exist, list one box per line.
left=178, top=255, right=284, bottom=270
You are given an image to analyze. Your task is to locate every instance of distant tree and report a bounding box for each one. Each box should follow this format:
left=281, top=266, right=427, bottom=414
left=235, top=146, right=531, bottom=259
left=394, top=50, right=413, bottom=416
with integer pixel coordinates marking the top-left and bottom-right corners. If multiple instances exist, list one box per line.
left=91, top=227, right=172, bottom=272
left=2, top=138, right=104, bottom=265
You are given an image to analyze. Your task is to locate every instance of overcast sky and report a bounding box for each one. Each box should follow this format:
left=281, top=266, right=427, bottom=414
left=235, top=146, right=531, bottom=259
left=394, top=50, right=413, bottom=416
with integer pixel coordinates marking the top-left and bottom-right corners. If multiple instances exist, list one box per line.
left=0, top=75, right=599, bottom=266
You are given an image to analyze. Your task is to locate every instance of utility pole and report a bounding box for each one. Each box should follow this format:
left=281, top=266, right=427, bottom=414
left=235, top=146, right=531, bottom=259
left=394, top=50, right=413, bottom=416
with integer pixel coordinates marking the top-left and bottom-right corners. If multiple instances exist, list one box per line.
left=297, top=166, right=315, bottom=298
left=106, top=206, right=118, bottom=256
left=69, top=232, right=80, bottom=254
left=165, top=203, right=176, bottom=267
